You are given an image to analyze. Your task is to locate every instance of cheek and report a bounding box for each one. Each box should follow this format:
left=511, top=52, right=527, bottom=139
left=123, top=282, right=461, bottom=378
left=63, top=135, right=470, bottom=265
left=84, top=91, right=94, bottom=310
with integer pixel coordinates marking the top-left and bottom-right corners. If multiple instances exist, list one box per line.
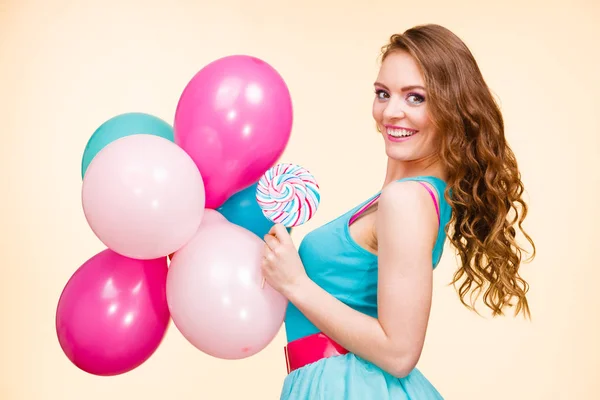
left=372, top=102, right=383, bottom=121
left=413, top=109, right=432, bottom=129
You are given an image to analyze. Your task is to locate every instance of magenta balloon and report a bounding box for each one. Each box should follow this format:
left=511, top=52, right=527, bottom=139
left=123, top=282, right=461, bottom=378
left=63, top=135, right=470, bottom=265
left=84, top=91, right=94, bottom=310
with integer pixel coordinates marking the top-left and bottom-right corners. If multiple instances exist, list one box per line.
left=173, top=55, right=293, bottom=209
left=166, top=220, right=288, bottom=359
left=55, top=249, right=170, bottom=376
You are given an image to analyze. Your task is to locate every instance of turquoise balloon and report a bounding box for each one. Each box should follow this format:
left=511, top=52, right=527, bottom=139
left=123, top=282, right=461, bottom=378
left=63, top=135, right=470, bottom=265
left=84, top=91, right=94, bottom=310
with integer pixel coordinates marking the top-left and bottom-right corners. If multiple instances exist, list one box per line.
left=81, top=112, right=174, bottom=178
left=217, top=182, right=291, bottom=238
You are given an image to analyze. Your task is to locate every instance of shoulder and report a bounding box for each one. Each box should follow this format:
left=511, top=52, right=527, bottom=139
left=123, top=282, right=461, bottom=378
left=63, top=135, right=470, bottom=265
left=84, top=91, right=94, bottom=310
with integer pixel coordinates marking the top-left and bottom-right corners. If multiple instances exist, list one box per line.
left=379, top=180, right=437, bottom=216
left=377, top=180, right=439, bottom=244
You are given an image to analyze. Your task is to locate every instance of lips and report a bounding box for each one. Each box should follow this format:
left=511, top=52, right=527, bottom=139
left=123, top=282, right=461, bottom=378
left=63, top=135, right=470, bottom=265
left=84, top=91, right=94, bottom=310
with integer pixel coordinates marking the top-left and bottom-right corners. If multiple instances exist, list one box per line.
left=385, top=126, right=418, bottom=138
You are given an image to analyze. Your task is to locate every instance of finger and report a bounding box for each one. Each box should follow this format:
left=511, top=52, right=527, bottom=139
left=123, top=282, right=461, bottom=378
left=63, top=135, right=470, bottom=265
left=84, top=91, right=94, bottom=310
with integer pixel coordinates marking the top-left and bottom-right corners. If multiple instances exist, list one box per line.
left=263, top=244, right=275, bottom=262
left=273, top=224, right=292, bottom=244
left=264, top=234, right=279, bottom=251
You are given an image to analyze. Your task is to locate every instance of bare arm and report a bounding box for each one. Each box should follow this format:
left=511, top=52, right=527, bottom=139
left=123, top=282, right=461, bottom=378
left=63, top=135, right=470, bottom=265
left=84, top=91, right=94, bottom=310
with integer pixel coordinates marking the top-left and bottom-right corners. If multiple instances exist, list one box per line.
left=284, top=180, right=439, bottom=377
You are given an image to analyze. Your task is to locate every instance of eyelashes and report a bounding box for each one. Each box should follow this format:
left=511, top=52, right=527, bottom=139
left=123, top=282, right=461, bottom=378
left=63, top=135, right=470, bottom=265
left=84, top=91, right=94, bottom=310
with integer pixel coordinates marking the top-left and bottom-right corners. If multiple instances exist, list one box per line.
left=406, top=93, right=425, bottom=104
left=374, top=89, right=425, bottom=104
left=375, top=89, right=389, bottom=100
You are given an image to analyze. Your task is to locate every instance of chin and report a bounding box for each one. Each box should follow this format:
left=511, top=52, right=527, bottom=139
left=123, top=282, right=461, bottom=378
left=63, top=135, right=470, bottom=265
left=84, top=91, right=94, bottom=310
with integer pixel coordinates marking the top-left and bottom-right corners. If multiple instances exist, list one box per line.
left=384, top=143, right=412, bottom=161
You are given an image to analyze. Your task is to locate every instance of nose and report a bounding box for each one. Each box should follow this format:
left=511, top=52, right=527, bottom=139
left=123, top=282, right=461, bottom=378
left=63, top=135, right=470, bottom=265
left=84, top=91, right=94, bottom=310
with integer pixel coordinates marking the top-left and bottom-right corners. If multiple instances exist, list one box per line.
left=382, top=96, right=406, bottom=121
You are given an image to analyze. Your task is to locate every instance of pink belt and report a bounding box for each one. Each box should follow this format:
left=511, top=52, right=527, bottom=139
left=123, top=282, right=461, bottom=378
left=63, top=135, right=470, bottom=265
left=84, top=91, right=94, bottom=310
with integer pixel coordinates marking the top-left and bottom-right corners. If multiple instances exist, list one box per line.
left=284, top=332, right=349, bottom=374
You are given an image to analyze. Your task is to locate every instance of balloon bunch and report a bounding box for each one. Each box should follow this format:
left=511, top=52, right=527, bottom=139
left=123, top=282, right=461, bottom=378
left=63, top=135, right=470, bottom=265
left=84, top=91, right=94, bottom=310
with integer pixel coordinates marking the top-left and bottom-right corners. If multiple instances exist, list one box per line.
left=55, top=55, right=296, bottom=376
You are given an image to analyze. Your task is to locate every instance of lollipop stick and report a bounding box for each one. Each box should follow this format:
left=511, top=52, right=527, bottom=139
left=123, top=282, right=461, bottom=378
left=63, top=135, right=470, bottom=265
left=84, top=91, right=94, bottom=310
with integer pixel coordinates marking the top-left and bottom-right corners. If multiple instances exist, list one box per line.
left=261, top=277, right=266, bottom=289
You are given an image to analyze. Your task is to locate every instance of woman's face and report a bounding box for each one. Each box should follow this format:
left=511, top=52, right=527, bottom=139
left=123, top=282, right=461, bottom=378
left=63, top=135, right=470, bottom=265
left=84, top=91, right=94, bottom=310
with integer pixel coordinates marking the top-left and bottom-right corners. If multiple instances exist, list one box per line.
left=372, top=50, right=440, bottom=162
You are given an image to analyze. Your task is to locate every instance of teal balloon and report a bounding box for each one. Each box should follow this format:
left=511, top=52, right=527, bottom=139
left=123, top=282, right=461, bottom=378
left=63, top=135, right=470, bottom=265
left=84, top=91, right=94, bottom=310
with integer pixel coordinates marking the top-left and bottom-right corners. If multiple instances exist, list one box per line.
left=81, top=112, right=174, bottom=178
left=217, top=182, right=291, bottom=238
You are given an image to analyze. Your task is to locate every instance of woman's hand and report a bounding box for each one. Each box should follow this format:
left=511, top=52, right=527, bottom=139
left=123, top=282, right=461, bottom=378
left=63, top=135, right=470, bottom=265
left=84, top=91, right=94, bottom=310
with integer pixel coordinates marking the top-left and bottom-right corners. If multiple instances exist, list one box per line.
left=261, top=224, right=308, bottom=298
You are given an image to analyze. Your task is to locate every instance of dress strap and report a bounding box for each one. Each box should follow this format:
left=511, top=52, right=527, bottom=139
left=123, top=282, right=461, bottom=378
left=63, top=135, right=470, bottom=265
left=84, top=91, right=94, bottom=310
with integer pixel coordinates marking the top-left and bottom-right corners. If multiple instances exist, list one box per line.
left=417, top=181, right=441, bottom=225
left=348, top=194, right=381, bottom=226
left=349, top=178, right=442, bottom=226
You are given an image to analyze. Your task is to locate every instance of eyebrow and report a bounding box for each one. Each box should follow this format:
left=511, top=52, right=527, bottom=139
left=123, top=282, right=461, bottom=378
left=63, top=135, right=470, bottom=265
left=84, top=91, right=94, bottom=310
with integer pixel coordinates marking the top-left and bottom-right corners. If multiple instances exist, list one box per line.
left=374, top=82, right=425, bottom=91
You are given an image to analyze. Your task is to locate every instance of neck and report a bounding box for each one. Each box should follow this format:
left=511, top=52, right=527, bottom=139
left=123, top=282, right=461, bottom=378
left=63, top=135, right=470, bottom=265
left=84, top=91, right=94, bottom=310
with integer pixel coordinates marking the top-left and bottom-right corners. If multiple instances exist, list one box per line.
left=382, top=154, right=446, bottom=188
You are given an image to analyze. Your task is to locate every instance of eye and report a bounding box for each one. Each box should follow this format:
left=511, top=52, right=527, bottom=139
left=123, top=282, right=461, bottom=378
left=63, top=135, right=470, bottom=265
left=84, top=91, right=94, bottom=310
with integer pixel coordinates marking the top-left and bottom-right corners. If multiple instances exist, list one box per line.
left=375, top=89, right=389, bottom=100
left=407, top=93, right=425, bottom=104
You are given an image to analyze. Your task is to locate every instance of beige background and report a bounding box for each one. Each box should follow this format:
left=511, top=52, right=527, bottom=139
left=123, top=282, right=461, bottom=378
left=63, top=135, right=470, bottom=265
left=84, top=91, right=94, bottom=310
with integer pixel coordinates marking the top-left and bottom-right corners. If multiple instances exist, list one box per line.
left=1, top=0, right=599, bottom=399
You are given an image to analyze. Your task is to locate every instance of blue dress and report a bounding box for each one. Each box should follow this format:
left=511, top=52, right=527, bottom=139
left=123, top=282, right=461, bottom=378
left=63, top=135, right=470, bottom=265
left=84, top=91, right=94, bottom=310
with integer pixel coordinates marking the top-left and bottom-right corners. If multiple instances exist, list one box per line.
left=281, top=176, right=451, bottom=400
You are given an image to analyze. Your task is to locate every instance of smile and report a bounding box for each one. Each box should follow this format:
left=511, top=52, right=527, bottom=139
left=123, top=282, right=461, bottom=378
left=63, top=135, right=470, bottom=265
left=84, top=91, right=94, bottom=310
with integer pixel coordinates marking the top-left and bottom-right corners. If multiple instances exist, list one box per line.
left=386, top=127, right=418, bottom=142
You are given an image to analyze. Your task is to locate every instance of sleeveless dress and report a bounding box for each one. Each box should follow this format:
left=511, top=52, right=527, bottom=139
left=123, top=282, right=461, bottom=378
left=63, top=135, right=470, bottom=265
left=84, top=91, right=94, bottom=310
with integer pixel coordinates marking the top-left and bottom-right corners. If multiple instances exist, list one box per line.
left=280, top=176, right=451, bottom=400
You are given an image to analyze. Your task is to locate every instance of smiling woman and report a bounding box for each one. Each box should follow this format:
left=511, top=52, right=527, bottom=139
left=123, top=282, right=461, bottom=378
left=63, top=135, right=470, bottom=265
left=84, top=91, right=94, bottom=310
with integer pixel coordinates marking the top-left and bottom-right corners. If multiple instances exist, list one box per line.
left=259, top=23, right=536, bottom=400
left=1, top=0, right=598, bottom=398
left=373, top=52, right=436, bottom=160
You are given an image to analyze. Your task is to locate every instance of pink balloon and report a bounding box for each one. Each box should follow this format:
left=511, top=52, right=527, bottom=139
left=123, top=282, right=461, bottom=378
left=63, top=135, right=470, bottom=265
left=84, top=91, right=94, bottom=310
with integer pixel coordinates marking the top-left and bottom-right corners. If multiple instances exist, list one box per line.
left=55, top=249, right=170, bottom=376
left=167, top=220, right=288, bottom=359
left=82, top=134, right=205, bottom=260
left=173, top=55, right=293, bottom=209
left=199, top=208, right=228, bottom=225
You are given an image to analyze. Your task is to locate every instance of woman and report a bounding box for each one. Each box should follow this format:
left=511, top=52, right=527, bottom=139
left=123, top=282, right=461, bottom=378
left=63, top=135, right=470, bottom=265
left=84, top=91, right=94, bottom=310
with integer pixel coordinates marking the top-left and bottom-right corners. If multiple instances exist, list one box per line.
left=261, top=23, right=535, bottom=399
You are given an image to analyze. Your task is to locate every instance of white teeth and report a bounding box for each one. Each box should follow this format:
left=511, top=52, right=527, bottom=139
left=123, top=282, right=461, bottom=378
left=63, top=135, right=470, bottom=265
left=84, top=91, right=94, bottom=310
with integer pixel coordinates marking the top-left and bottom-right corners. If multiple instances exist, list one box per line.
left=387, top=128, right=416, bottom=137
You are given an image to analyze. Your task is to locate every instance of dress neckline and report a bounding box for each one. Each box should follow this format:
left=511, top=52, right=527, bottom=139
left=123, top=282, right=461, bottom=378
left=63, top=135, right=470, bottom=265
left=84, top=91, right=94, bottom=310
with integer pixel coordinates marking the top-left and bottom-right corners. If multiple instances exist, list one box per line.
left=342, top=175, right=448, bottom=258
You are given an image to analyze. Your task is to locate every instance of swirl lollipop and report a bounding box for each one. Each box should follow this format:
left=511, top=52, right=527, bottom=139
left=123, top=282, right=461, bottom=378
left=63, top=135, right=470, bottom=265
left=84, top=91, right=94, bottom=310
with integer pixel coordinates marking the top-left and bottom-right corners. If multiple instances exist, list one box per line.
left=256, top=163, right=320, bottom=228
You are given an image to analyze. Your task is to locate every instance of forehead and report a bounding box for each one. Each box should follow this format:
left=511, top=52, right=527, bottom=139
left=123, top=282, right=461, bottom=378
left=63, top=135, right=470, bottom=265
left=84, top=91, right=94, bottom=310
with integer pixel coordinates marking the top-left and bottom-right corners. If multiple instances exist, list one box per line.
left=377, top=50, right=425, bottom=88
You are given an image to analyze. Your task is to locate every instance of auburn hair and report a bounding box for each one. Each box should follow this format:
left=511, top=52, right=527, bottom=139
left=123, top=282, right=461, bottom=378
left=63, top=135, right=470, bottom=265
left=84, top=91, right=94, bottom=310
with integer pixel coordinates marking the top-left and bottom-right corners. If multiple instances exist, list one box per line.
left=380, top=24, right=536, bottom=318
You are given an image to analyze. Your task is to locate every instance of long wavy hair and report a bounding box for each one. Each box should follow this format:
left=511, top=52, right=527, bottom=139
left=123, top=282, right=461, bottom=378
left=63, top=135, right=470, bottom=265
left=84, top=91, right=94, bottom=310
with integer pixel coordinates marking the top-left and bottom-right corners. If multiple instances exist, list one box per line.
left=380, top=24, right=536, bottom=318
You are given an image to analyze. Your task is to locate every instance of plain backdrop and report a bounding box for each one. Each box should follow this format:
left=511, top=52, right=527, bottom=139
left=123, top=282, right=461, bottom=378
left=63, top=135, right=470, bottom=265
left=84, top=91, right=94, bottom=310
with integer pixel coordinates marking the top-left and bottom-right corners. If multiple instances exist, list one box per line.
left=1, top=0, right=599, bottom=399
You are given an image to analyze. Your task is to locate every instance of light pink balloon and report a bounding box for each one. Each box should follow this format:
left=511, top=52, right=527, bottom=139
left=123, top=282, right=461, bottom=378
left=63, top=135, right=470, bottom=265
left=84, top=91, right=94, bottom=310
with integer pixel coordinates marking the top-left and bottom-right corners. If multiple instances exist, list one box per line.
left=199, top=209, right=228, bottom=226
left=167, top=220, right=288, bottom=359
left=82, top=134, right=205, bottom=260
